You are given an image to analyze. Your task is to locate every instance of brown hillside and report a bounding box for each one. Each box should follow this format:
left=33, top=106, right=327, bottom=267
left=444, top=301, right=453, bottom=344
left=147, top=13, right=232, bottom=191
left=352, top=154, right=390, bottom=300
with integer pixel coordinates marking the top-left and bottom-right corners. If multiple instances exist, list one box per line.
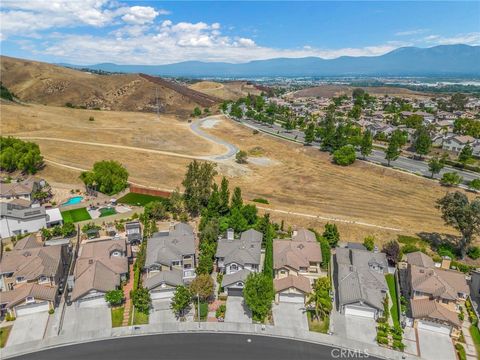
left=293, top=85, right=432, bottom=99
left=0, top=56, right=220, bottom=115
left=188, top=80, right=262, bottom=100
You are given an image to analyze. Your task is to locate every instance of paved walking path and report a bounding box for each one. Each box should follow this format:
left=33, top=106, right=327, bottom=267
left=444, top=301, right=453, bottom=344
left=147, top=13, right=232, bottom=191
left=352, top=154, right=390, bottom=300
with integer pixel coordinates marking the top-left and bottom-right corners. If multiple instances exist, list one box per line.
left=121, top=264, right=135, bottom=326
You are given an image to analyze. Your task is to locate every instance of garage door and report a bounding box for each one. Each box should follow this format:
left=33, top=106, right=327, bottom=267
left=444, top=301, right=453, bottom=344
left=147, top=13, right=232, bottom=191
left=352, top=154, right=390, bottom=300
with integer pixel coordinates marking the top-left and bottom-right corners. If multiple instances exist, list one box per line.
left=344, top=305, right=376, bottom=318
left=77, top=295, right=107, bottom=308
left=151, top=288, right=175, bottom=300
left=227, top=287, right=243, bottom=297
left=15, top=301, right=50, bottom=316
left=279, top=292, right=304, bottom=304
left=417, top=320, right=451, bottom=335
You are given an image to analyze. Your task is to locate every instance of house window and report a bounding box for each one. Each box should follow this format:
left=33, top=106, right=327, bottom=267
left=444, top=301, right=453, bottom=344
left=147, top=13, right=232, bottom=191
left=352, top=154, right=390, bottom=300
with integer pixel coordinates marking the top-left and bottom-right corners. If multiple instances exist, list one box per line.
left=172, top=261, right=181, bottom=266
left=16, top=276, right=25, bottom=283
left=280, top=270, right=286, bottom=275
left=39, top=276, right=48, bottom=283
left=231, top=264, right=238, bottom=271
left=184, top=264, right=191, bottom=269
left=442, top=299, right=449, bottom=304
left=184, top=255, right=191, bottom=260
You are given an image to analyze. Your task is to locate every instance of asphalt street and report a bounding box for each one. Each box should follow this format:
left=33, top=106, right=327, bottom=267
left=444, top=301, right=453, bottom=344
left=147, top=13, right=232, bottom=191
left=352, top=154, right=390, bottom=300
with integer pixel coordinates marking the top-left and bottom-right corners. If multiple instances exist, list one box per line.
left=238, top=118, right=478, bottom=183
left=12, top=333, right=380, bottom=360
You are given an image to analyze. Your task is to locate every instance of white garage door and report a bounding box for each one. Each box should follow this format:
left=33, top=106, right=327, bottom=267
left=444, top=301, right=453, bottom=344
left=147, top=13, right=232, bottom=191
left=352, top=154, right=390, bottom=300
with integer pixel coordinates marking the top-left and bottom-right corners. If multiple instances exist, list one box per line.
left=344, top=305, right=376, bottom=318
left=151, top=288, right=175, bottom=300
left=279, top=292, right=304, bottom=304
left=417, top=320, right=451, bottom=335
left=77, top=295, right=107, bottom=308
left=15, top=301, right=50, bottom=316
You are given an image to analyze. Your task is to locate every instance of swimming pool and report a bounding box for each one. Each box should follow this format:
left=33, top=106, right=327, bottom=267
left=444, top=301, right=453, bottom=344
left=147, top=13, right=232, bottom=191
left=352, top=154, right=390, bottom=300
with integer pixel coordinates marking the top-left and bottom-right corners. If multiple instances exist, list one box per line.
left=62, top=196, right=83, bottom=206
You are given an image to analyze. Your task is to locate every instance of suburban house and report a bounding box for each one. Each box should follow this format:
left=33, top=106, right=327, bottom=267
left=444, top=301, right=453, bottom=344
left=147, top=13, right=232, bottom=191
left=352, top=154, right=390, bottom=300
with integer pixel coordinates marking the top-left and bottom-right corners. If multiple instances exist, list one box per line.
left=272, top=228, right=323, bottom=304
left=404, top=252, right=469, bottom=336
left=144, top=223, right=196, bottom=300
left=70, top=238, right=130, bottom=306
left=0, top=234, right=67, bottom=317
left=125, top=221, right=142, bottom=244
left=0, top=178, right=43, bottom=203
left=334, top=247, right=389, bottom=319
left=442, top=134, right=478, bottom=154
left=45, top=207, right=63, bottom=228
left=215, top=228, right=262, bottom=296
left=0, top=202, right=47, bottom=239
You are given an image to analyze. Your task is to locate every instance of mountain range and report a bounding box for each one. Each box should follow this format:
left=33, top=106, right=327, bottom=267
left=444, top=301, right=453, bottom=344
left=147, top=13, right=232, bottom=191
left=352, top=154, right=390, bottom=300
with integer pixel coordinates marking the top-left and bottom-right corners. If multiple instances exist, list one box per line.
left=60, top=45, right=480, bottom=77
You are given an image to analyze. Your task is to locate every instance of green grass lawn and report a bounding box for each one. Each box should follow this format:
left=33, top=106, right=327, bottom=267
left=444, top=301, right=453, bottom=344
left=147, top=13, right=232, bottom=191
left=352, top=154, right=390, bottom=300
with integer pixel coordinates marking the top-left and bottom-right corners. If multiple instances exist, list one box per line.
left=111, top=307, right=125, bottom=328
left=117, top=192, right=169, bottom=207
left=0, top=326, right=12, bottom=348
left=61, top=208, right=91, bottom=223
left=307, top=311, right=329, bottom=333
left=132, top=308, right=149, bottom=325
left=470, top=324, right=480, bottom=353
left=99, top=207, right=117, bottom=217
left=385, top=274, right=400, bottom=328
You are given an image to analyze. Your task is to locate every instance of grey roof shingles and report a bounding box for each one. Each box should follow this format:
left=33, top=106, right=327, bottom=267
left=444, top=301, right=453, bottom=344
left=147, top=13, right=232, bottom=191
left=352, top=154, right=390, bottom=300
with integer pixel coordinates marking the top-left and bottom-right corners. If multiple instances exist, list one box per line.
left=215, top=229, right=262, bottom=267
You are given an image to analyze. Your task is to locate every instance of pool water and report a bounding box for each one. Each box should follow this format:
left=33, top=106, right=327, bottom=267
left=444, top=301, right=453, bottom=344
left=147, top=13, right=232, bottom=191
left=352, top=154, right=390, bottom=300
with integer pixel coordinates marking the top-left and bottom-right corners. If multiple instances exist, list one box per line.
left=62, top=196, right=83, bottom=206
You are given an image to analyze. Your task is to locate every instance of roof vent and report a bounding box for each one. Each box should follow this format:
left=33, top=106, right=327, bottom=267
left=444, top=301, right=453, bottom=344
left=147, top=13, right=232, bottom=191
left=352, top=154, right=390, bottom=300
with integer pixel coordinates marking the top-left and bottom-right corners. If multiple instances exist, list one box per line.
left=419, top=269, right=424, bottom=273
left=23, top=251, right=31, bottom=257
left=297, top=244, right=304, bottom=250
left=89, top=259, right=94, bottom=264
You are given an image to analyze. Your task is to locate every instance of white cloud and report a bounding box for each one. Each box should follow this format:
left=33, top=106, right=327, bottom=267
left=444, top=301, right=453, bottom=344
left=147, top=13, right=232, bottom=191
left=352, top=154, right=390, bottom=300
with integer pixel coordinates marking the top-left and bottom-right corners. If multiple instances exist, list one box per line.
left=422, top=32, right=480, bottom=45
left=0, top=0, right=167, bottom=38
left=395, top=29, right=429, bottom=36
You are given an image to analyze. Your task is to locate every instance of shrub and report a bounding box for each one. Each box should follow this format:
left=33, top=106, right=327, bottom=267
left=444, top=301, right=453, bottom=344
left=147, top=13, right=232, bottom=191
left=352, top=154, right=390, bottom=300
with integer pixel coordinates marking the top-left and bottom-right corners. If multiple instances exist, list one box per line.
left=89, top=116, right=95, bottom=121
left=48, top=308, right=55, bottom=315
left=131, top=287, right=151, bottom=314
left=363, top=236, right=375, bottom=251
left=216, top=304, right=226, bottom=319
left=401, top=244, right=420, bottom=254
left=392, top=333, right=403, bottom=341
left=393, top=341, right=405, bottom=351
left=199, top=302, right=208, bottom=319
left=252, top=198, right=269, bottom=204
left=467, top=246, right=480, bottom=260
left=376, top=335, right=388, bottom=345
left=5, top=313, right=15, bottom=321
left=105, top=289, right=124, bottom=306
left=236, top=150, right=248, bottom=164
left=332, top=145, right=356, bottom=166
left=455, top=343, right=466, bottom=360
left=440, top=172, right=462, bottom=186
left=377, top=330, right=388, bottom=338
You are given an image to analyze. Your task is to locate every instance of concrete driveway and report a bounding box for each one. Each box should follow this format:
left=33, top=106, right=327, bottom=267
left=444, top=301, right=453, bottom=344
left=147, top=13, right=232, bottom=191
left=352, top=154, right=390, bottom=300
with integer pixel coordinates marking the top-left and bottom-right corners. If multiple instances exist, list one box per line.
left=225, top=296, right=252, bottom=323
left=417, top=329, right=456, bottom=360
left=149, top=300, right=178, bottom=324
left=330, top=311, right=377, bottom=345
left=7, top=312, right=50, bottom=346
left=272, top=303, right=308, bottom=330
left=61, top=303, right=110, bottom=336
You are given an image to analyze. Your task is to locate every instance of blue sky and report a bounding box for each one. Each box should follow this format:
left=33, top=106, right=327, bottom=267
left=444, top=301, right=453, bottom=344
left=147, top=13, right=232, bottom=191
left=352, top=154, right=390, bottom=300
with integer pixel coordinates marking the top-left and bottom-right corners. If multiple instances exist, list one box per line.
left=1, top=1, right=479, bottom=64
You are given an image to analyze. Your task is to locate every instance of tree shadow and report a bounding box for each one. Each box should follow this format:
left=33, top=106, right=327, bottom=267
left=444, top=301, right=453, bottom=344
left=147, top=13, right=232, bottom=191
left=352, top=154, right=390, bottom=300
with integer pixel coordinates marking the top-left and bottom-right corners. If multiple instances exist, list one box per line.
left=416, top=231, right=461, bottom=253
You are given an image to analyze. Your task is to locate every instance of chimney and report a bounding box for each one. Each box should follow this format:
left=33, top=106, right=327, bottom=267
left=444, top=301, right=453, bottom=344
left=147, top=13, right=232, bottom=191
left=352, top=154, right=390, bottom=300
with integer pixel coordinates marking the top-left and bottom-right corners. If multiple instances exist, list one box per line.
left=227, top=228, right=234, bottom=241
left=441, top=256, right=451, bottom=270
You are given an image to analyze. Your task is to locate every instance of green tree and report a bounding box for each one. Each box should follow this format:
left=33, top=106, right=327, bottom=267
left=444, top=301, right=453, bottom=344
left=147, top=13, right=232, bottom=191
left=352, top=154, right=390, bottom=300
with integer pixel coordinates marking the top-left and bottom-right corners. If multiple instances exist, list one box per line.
left=428, top=156, right=445, bottom=178
left=171, top=285, right=192, bottom=317
left=131, top=287, right=151, bottom=314
left=348, top=105, right=362, bottom=119
left=437, top=191, right=480, bottom=259
left=332, top=145, right=356, bottom=166
left=228, top=207, right=248, bottom=233
left=144, top=201, right=168, bottom=220
left=413, top=126, right=432, bottom=158
left=230, top=187, right=243, bottom=210
left=323, top=223, right=340, bottom=247
left=61, top=222, right=76, bottom=237
left=241, top=204, right=258, bottom=225
left=182, top=160, right=217, bottom=216
left=360, top=130, right=373, bottom=159
left=243, top=273, right=274, bottom=322
left=306, top=277, right=332, bottom=320
left=385, top=137, right=401, bottom=166
left=80, top=160, right=128, bottom=195
left=189, top=274, right=214, bottom=301
left=105, top=289, right=124, bottom=306
left=304, top=123, right=315, bottom=145
left=458, top=144, right=473, bottom=165
left=0, top=137, right=43, bottom=174
left=236, top=150, right=248, bottom=164
left=440, top=172, right=462, bottom=187
left=450, top=93, right=468, bottom=111
left=219, top=177, right=230, bottom=216
left=363, top=236, right=375, bottom=251
left=382, top=240, right=401, bottom=265
left=193, top=107, right=202, bottom=117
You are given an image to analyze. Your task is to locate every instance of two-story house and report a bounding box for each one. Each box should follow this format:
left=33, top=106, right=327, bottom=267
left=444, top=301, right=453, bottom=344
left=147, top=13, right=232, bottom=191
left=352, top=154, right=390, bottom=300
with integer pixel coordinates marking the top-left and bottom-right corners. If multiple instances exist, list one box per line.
left=215, top=228, right=262, bottom=296
left=70, top=238, right=130, bottom=306
left=405, top=252, right=469, bottom=336
left=0, top=202, right=48, bottom=239
left=0, top=233, right=67, bottom=317
left=272, top=228, right=323, bottom=304
left=0, top=178, right=42, bottom=203
left=144, top=223, right=196, bottom=300
left=334, top=247, right=389, bottom=319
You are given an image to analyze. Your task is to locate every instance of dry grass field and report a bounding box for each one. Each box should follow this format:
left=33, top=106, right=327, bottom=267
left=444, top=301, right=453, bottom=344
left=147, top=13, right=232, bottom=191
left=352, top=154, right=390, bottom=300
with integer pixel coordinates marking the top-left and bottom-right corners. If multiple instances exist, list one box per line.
left=203, top=117, right=461, bottom=243
left=189, top=80, right=262, bottom=100
left=1, top=101, right=465, bottom=243
left=292, top=85, right=433, bottom=99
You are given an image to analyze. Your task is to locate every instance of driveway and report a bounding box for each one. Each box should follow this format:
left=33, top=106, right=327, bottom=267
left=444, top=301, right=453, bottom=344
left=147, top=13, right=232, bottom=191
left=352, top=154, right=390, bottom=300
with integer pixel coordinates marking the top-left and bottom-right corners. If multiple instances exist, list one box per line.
left=330, top=311, right=377, bottom=345
left=149, top=300, right=178, bottom=324
left=417, top=329, right=456, bottom=360
left=61, top=303, right=110, bottom=335
left=7, top=312, right=50, bottom=346
left=272, top=303, right=308, bottom=331
left=225, top=296, right=252, bottom=323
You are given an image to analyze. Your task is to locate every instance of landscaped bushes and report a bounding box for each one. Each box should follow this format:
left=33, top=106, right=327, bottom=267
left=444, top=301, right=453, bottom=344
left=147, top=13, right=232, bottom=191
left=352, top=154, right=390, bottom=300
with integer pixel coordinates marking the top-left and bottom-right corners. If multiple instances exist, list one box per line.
left=455, top=343, right=467, bottom=360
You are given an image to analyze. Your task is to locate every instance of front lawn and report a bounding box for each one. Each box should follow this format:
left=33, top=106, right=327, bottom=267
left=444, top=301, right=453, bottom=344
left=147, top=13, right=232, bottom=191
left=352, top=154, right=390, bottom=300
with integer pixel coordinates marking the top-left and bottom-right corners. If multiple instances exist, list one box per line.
left=61, top=208, right=91, bottom=223
left=132, top=308, right=149, bottom=325
left=385, top=274, right=400, bottom=328
left=0, top=326, right=12, bottom=348
left=117, top=192, right=169, bottom=207
left=111, top=307, right=125, bottom=328
left=470, top=324, right=480, bottom=353
left=307, top=311, right=329, bottom=333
